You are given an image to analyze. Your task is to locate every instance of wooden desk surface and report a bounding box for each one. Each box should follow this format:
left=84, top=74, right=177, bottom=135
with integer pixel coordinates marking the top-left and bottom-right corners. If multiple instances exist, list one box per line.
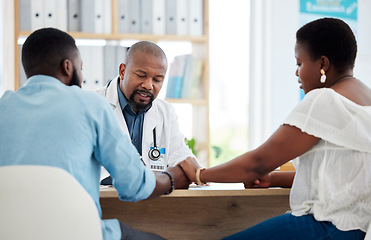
left=100, top=187, right=291, bottom=240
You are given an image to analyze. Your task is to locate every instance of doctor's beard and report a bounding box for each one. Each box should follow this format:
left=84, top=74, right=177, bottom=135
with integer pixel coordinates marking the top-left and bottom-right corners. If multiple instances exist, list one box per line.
left=128, top=89, right=154, bottom=112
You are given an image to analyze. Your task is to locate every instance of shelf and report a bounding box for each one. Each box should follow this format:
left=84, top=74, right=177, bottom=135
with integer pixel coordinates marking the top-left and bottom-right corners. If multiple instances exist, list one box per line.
left=18, top=31, right=208, bottom=43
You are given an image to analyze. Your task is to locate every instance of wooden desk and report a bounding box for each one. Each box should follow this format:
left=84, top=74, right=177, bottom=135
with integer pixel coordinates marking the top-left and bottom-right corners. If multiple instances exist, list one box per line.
left=100, top=187, right=290, bottom=240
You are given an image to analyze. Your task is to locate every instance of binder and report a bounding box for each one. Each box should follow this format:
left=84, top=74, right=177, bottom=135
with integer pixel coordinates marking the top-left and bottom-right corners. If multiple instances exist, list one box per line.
left=166, top=55, right=188, bottom=98
left=94, top=0, right=105, bottom=34
left=176, top=0, right=188, bottom=35
left=19, top=0, right=31, bottom=31
left=188, top=0, right=203, bottom=36
left=81, top=0, right=95, bottom=33
left=67, top=0, right=81, bottom=32
left=115, top=45, right=128, bottom=68
left=103, top=0, right=112, bottom=34
left=189, top=59, right=203, bottom=99
left=30, top=0, right=44, bottom=31
left=180, top=54, right=193, bottom=98
left=165, top=0, right=176, bottom=35
left=152, top=0, right=165, bottom=35
left=128, top=0, right=141, bottom=33
left=103, top=45, right=116, bottom=85
left=118, top=0, right=130, bottom=33
left=141, top=0, right=153, bottom=34
left=78, top=46, right=92, bottom=90
left=55, top=0, right=68, bottom=31
left=90, top=46, right=104, bottom=89
left=43, top=0, right=56, bottom=28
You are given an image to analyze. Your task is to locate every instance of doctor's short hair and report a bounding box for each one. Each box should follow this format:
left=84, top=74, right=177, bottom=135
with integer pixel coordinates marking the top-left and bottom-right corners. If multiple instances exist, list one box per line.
left=22, top=28, right=79, bottom=78
left=125, top=41, right=168, bottom=66
left=296, top=17, right=357, bottom=73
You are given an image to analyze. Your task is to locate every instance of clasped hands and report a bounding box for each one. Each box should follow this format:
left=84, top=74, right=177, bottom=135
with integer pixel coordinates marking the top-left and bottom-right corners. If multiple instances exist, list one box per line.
left=168, top=157, right=273, bottom=189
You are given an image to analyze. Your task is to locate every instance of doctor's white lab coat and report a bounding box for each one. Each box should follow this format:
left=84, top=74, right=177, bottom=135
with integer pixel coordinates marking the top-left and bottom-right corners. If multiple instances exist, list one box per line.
left=96, top=77, right=197, bottom=175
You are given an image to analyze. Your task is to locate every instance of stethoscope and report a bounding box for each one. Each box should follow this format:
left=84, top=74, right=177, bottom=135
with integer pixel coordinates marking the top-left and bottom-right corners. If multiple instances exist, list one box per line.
left=105, top=79, right=161, bottom=161
left=148, top=128, right=161, bottom=161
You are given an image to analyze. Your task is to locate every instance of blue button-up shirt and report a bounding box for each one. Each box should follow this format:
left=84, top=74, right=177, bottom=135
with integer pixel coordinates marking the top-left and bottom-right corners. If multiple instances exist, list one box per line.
left=117, top=79, right=151, bottom=156
left=0, top=75, right=156, bottom=240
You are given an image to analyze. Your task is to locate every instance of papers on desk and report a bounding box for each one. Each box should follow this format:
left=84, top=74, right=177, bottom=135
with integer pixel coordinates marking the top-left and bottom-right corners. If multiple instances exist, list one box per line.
left=188, top=182, right=245, bottom=190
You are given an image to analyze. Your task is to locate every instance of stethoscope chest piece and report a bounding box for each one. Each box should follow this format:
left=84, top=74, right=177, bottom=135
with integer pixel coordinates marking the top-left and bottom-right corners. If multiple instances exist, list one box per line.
left=149, top=147, right=161, bottom=161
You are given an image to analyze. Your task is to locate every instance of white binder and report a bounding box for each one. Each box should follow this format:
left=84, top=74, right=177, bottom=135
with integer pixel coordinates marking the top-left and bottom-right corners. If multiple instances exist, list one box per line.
left=103, top=45, right=116, bottom=85
left=91, top=46, right=104, bottom=89
left=67, top=0, right=81, bottom=32
left=56, top=0, right=68, bottom=31
left=141, top=0, right=153, bottom=34
left=188, top=0, right=203, bottom=36
left=94, top=0, right=105, bottom=33
left=19, top=0, right=31, bottom=31
left=176, top=0, right=188, bottom=35
left=78, top=46, right=93, bottom=90
left=165, top=0, right=176, bottom=35
left=81, top=0, right=95, bottom=33
left=43, top=0, right=56, bottom=28
left=152, top=0, right=165, bottom=35
left=30, top=0, right=44, bottom=31
left=118, top=0, right=130, bottom=33
left=128, top=0, right=141, bottom=33
left=104, top=0, right=112, bottom=34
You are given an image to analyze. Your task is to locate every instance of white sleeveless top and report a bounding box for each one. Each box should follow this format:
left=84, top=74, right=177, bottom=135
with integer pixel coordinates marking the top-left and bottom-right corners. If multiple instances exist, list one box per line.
left=283, top=88, right=371, bottom=232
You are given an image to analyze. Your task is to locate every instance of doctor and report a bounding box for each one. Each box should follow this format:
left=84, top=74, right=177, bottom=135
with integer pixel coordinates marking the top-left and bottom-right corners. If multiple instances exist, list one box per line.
left=96, top=41, right=198, bottom=184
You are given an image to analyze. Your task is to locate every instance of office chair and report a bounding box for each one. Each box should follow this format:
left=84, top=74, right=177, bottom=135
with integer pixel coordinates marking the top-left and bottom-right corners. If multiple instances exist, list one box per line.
left=0, top=165, right=103, bottom=240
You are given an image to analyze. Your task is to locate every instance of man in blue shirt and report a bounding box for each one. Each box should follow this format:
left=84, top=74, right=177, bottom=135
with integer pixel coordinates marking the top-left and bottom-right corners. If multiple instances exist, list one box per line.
left=0, top=28, right=189, bottom=240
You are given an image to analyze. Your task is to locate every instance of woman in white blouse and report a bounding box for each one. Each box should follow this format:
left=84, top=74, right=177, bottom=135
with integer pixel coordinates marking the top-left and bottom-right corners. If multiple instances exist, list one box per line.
left=179, top=18, right=371, bottom=240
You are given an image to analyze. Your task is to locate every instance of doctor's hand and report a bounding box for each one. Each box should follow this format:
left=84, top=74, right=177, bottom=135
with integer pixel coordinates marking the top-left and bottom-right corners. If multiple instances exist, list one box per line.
left=177, top=157, right=201, bottom=183
left=166, top=166, right=191, bottom=189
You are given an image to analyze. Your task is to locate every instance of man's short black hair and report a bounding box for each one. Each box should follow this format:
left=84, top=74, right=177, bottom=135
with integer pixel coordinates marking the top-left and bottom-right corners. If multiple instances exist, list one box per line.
left=296, top=17, right=357, bottom=73
left=22, top=28, right=78, bottom=78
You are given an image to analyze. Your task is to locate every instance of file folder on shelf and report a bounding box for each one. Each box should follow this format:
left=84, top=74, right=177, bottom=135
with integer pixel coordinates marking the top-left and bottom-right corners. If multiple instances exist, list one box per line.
left=118, top=0, right=130, bottom=33
left=43, top=0, right=56, bottom=28
left=19, top=0, right=31, bottom=31
left=103, top=0, right=112, bottom=34
left=30, top=0, right=44, bottom=31
left=188, top=0, right=203, bottom=36
left=103, top=45, right=116, bottom=85
left=94, top=0, right=105, bottom=34
left=165, top=0, right=177, bottom=35
left=141, top=0, right=153, bottom=34
left=55, top=0, right=68, bottom=31
left=176, top=0, right=188, bottom=35
left=152, top=0, right=166, bottom=35
left=81, top=0, right=95, bottom=33
left=67, top=0, right=81, bottom=32
left=128, top=0, right=141, bottom=33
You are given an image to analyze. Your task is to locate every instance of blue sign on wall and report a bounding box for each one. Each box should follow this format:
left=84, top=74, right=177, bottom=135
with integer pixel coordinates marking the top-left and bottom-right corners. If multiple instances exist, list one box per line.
left=300, top=0, right=357, bottom=20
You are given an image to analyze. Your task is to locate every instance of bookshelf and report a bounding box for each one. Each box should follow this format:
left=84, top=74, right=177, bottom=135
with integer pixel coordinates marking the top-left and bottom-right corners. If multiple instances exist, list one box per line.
left=13, top=0, right=210, bottom=166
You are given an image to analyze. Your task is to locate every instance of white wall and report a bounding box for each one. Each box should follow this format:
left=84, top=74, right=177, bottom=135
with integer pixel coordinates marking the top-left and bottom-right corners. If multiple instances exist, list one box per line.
left=248, top=0, right=371, bottom=150
left=1, top=0, right=15, bottom=96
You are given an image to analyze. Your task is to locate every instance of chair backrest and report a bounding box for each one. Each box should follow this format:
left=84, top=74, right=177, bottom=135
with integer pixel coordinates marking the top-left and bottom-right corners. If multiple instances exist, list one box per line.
left=0, top=165, right=103, bottom=240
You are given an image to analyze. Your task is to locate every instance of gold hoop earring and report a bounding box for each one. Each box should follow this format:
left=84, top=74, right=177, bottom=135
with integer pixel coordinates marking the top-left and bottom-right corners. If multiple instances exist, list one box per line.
left=320, top=69, right=326, bottom=83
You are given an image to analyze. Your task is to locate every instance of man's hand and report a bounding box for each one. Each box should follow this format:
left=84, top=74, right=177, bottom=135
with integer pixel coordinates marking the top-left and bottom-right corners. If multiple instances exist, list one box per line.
left=177, top=157, right=200, bottom=183
left=166, top=166, right=191, bottom=189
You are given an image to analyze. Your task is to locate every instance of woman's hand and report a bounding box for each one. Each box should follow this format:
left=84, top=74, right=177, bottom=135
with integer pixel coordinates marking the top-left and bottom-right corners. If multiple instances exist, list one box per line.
left=177, top=157, right=201, bottom=183
left=244, top=173, right=271, bottom=188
